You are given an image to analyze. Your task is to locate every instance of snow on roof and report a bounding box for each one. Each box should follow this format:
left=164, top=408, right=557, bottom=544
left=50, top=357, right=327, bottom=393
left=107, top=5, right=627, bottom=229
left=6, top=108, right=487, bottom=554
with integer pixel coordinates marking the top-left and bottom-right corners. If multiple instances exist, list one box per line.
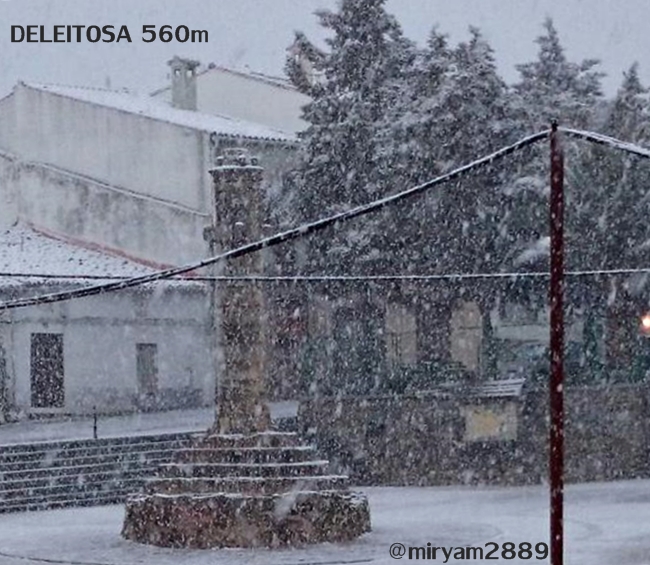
left=0, top=225, right=177, bottom=287
left=22, top=82, right=296, bottom=143
left=150, top=63, right=298, bottom=97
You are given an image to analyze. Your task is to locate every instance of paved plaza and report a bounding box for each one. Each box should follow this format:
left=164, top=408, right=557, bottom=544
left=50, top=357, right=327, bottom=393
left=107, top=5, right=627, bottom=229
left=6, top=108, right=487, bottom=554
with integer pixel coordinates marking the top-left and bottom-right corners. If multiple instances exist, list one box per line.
left=1, top=479, right=649, bottom=564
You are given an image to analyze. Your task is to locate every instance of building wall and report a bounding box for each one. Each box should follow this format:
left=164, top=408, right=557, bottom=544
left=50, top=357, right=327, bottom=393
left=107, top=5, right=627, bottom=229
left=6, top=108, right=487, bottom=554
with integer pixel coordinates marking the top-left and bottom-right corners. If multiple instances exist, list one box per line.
left=153, top=68, right=309, bottom=134
left=2, top=284, right=214, bottom=416
left=3, top=85, right=211, bottom=212
left=0, top=154, right=210, bottom=266
left=0, top=152, right=18, bottom=231
left=0, top=89, right=298, bottom=266
left=0, top=93, right=16, bottom=150
left=300, top=384, right=650, bottom=486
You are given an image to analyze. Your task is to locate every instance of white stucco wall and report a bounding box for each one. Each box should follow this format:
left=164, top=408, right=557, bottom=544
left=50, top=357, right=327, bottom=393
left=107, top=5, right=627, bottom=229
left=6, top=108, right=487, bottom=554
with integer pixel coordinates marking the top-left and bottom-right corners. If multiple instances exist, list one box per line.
left=3, top=284, right=215, bottom=415
left=17, top=158, right=209, bottom=266
left=5, top=84, right=211, bottom=212
left=0, top=152, right=18, bottom=231
left=0, top=142, right=295, bottom=267
left=0, top=93, right=16, bottom=151
left=154, top=68, right=309, bottom=134
left=0, top=85, right=298, bottom=266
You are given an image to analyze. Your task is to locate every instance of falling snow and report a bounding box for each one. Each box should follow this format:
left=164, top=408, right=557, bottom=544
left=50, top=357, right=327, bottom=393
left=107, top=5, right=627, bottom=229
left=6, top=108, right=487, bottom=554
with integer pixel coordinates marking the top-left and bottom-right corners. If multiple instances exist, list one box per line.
left=2, top=0, right=650, bottom=562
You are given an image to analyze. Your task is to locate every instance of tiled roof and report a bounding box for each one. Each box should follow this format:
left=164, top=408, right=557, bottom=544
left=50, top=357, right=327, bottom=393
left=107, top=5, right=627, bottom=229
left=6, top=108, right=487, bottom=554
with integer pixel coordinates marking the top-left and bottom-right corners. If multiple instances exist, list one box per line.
left=0, top=225, right=169, bottom=287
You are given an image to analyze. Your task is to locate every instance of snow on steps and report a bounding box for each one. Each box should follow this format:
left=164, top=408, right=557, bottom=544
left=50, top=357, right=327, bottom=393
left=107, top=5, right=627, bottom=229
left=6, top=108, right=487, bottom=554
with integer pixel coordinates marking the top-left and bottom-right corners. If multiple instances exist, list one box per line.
left=0, top=432, right=199, bottom=514
left=128, top=431, right=355, bottom=504
left=122, top=431, right=371, bottom=548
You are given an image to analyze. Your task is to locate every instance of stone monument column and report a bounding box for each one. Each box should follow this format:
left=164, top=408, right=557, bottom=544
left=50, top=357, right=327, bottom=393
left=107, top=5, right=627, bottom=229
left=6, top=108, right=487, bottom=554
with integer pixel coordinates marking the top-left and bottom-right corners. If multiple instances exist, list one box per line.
left=122, top=148, right=371, bottom=550
left=209, top=148, right=270, bottom=434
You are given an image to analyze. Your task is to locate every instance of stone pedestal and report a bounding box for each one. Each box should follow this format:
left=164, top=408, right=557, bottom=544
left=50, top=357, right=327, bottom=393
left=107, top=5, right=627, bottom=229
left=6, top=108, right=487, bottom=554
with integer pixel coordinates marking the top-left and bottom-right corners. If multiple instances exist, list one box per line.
left=122, top=431, right=371, bottom=548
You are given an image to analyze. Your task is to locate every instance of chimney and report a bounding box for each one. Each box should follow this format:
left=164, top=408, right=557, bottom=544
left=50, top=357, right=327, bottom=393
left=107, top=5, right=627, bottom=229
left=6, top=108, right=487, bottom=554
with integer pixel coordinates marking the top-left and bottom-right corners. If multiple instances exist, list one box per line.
left=168, top=56, right=200, bottom=111
left=287, top=37, right=316, bottom=87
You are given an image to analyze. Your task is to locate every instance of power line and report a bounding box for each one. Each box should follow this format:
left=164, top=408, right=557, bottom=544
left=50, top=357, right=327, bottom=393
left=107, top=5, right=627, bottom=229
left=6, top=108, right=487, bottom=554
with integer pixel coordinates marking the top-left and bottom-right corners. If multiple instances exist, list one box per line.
left=1, top=266, right=650, bottom=282
left=2, top=126, right=647, bottom=310
left=560, top=127, right=650, bottom=160
left=0, top=129, right=550, bottom=310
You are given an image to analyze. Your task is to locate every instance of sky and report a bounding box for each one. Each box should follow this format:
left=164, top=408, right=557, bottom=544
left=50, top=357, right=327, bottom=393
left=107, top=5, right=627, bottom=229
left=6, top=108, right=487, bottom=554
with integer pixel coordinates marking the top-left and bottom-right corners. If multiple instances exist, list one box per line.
left=0, top=0, right=649, bottom=99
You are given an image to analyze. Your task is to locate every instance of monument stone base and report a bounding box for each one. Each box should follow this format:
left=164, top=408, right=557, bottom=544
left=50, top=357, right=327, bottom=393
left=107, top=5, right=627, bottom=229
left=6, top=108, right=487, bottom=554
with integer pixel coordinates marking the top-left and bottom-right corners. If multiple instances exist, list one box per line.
left=122, top=431, right=371, bottom=549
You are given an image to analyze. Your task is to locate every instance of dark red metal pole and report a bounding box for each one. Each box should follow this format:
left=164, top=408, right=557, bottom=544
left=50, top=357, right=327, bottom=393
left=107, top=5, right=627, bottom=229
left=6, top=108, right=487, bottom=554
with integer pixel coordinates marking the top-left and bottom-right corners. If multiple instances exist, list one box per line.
left=549, top=121, right=565, bottom=565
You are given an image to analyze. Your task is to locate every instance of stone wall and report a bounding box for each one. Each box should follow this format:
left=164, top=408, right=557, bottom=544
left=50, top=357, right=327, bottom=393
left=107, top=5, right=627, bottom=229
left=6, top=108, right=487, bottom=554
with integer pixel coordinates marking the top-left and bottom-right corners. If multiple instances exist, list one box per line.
left=298, top=384, right=650, bottom=486
left=522, top=385, right=649, bottom=483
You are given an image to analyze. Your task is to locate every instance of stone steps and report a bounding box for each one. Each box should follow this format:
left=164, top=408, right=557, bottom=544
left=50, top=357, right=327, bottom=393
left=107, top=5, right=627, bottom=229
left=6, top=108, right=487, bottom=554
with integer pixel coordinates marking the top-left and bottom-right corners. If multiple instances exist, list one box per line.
left=122, top=430, right=372, bottom=548
left=0, top=475, right=148, bottom=501
left=157, top=460, right=331, bottom=479
left=0, top=432, right=197, bottom=513
left=0, top=458, right=171, bottom=481
left=173, top=445, right=318, bottom=464
left=0, top=449, right=172, bottom=472
left=144, top=475, right=351, bottom=495
left=0, top=465, right=164, bottom=494
left=0, top=433, right=193, bottom=456
left=194, top=432, right=303, bottom=449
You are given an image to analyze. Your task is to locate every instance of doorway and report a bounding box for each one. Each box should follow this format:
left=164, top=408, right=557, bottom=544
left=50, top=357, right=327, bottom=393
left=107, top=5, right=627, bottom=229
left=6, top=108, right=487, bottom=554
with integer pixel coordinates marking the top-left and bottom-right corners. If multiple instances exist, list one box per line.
left=136, top=343, right=158, bottom=409
left=30, top=333, right=64, bottom=408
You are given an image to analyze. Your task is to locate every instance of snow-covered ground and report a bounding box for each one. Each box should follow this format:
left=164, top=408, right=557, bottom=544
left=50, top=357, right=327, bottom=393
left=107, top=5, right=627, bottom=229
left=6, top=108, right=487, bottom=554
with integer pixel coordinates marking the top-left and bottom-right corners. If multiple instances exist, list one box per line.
left=0, top=403, right=297, bottom=445
left=2, top=407, right=648, bottom=563
left=1, top=480, right=650, bottom=564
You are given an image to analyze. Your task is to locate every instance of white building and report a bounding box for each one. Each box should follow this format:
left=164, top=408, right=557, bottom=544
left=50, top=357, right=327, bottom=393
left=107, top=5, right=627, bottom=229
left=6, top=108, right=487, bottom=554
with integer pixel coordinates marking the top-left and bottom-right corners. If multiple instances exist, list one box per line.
left=151, top=58, right=309, bottom=135
left=0, top=72, right=301, bottom=420
left=0, top=80, right=297, bottom=268
left=0, top=226, right=213, bottom=421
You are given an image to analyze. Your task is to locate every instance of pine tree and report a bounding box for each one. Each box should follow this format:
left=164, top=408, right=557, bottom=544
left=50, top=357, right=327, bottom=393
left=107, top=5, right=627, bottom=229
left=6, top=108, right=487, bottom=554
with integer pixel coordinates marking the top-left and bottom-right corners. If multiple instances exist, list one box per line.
left=434, top=28, right=517, bottom=272
left=379, top=27, right=520, bottom=275
left=569, top=64, right=650, bottom=271
left=514, top=18, right=604, bottom=131
left=565, top=64, right=650, bottom=381
left=285, top=0, right=415, bottom=273
left=505, top=18, right=605, bottom=275
left=382, top=27, right=454, bottom=189
left=369, top=27, right=454, bottom=274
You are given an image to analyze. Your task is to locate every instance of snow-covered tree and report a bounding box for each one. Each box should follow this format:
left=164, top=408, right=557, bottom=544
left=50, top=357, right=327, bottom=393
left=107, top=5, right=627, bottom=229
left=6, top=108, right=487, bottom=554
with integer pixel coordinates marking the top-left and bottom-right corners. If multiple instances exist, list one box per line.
left=570, top=63, right=650, bottom=269
left=285, top=0, right=416, bottom=274
left=380, top=27, right=520, bottom=273
left=514, top=18, right=604, bottom=131
left=576, top=72, right=650, bottom=246
left=564, top=64, right=650, bottom=381
left=380, top=27, right=454, bottom=188
left=503, top=18, right=606, bottom=276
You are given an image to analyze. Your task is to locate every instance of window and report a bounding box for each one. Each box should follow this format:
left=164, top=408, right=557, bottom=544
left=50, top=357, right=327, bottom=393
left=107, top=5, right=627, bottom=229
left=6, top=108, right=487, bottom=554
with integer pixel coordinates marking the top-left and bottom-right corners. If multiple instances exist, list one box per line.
left=499, top=302, right=541, bottom=325
left=385, top=303, right=417, bottom=366
left=136, top=343, right=158, bottom=397
left=450, top=301, right=482, bottom=372
left=30, top=333, right=64, bottom=408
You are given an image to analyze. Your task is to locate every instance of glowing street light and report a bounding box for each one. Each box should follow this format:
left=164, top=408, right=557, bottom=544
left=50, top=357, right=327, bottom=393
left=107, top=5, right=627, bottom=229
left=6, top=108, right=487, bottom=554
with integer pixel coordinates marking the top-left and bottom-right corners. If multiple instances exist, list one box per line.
left=640, top=313, right=650, bottom=335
